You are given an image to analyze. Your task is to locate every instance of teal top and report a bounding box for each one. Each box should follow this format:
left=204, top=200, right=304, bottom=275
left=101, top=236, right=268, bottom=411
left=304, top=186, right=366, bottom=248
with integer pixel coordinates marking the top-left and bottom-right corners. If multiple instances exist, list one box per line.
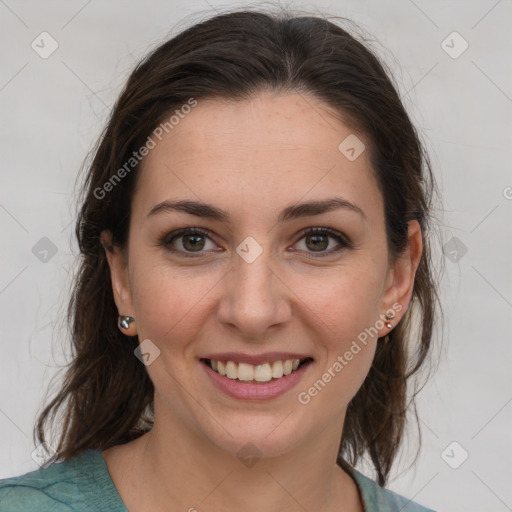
left=0, top=450, right=435, bottom=511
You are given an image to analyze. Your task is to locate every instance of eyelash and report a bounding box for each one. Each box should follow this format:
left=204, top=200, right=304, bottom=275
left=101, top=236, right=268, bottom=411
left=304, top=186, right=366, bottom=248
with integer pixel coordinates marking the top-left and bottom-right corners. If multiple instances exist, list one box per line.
left=160, top=227, right=352, bottom=259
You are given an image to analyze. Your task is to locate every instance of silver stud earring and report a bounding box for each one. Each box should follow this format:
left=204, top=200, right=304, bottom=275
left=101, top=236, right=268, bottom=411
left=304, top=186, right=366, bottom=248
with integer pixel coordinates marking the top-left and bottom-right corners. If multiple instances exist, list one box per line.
left=119, top=315, right=135, bottom=330
left=385, top=312, right=394, bottom=329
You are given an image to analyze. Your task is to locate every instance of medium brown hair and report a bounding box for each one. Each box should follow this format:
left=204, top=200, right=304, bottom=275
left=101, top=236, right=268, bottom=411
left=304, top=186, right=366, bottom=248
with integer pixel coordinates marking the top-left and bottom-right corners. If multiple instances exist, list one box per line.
left=36, top=8, right=440, bottom=486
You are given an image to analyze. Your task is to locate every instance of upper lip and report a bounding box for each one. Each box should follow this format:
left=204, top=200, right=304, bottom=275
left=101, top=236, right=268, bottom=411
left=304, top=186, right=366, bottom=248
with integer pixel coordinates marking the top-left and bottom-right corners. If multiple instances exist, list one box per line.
left=200, top=352, right=313, bottom=366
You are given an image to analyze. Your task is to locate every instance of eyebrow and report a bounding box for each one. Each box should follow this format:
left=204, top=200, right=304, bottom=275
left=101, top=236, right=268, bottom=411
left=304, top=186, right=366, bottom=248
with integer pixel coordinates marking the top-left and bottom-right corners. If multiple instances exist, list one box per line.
left=147, top=197, right=366, bottom=223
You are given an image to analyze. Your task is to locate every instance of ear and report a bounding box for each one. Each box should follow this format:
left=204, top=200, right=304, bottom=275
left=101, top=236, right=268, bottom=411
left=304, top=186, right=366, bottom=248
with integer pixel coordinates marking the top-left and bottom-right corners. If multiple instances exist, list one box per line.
left=100, top=230, right=137, bottom=336
left=379, top=220, right=423, bottom=331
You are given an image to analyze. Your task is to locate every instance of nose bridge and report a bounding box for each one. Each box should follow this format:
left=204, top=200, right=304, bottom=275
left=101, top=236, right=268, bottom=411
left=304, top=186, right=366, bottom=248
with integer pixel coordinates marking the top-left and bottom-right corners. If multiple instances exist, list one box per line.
left=217, top=239, right=290, bottom=337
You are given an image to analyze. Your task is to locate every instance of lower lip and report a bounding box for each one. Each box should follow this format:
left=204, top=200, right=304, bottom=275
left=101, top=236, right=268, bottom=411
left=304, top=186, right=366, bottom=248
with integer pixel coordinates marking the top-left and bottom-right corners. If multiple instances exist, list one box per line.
left=201, top=360, right=312, bottom=400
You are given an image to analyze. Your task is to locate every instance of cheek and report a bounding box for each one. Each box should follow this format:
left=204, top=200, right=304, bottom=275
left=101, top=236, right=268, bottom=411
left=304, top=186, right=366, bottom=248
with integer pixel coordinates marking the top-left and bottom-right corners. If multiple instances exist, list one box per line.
left=130, top=252, right=387, bottom=344
left=301, top=262, right=385, bottom=399
left=308, top=260, right=388, bottom=337
left=300, top=289, right=379, bottom=413
left=129, top=259, right=220, bottom=350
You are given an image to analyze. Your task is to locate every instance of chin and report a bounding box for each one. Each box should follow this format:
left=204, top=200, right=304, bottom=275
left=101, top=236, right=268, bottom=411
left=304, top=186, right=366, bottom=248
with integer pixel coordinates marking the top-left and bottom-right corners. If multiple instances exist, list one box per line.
left=197, top=410, right=313, bottom=463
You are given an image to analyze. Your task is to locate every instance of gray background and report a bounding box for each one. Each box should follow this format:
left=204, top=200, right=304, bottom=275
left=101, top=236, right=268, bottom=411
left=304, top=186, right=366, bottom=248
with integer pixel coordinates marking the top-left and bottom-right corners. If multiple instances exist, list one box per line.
left=1, top=1, right=511, bottom=511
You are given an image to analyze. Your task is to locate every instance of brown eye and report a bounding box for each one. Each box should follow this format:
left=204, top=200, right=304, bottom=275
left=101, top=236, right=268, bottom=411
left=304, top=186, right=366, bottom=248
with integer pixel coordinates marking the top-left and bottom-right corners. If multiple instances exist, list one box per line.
left=294, top=228, right=352, bottom=257
left=162, top=228, right=219, bottom=257
left=181, top=234, right=206, bottom=251
left=305, top=233, right=329, bottom=251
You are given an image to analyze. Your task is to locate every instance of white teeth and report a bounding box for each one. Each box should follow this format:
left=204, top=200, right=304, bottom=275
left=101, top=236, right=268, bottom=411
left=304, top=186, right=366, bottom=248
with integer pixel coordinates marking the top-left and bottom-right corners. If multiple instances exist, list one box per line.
left=208, top=358, right=304, bottom=382
left=271, top=360, right=283, bottom=378
left=238, top=362, right=254, bottom=381
left=226, top=361, right=237, bottom=379
left=254, top=363, right=272, bottom=382
left=283, top=360, right=293, bottom=375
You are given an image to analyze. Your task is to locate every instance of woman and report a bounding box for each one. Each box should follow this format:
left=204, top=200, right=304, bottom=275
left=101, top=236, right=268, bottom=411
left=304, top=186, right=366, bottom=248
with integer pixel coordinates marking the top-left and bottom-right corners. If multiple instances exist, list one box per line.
left=0, top=8, right=439, bottom=512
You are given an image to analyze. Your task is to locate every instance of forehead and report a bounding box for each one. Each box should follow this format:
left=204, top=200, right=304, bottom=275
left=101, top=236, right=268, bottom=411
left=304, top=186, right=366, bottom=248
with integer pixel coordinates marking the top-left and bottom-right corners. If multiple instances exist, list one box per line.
left=133, top=91, right=383, bottom=226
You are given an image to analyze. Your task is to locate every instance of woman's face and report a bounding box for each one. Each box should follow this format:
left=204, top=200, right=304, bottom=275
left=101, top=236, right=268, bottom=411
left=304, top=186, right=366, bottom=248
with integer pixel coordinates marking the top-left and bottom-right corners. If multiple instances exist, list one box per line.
left=105, top=91, right=419, bottom=459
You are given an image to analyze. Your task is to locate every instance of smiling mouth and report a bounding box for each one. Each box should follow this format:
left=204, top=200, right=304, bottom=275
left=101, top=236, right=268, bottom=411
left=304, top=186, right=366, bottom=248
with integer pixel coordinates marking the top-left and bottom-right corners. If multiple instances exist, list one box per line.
left=201, top=357, right=313, bottom=383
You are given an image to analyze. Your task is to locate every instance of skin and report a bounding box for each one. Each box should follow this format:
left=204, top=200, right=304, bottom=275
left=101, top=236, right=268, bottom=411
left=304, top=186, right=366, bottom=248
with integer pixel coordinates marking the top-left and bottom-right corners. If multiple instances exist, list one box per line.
left=101, top=91, right=422, bottom=512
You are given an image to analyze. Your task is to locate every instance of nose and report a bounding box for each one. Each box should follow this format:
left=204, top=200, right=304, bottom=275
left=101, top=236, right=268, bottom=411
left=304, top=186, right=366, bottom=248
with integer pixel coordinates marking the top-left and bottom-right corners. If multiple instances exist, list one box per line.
left=216, top=246, right=292, bottom=340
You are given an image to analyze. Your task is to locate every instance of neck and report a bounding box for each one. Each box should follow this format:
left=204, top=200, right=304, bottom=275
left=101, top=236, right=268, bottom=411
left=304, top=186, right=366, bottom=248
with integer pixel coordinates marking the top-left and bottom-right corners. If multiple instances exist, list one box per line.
left=104, top=403, right=362, bottom=512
